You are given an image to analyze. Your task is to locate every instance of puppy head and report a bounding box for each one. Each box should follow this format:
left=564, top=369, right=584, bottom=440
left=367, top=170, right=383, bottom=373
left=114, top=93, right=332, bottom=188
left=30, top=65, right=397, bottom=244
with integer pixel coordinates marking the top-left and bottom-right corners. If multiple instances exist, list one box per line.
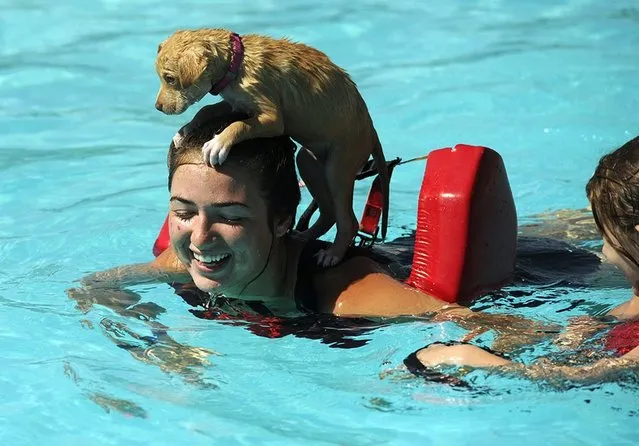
left=155, top=30, right=228, bottom=115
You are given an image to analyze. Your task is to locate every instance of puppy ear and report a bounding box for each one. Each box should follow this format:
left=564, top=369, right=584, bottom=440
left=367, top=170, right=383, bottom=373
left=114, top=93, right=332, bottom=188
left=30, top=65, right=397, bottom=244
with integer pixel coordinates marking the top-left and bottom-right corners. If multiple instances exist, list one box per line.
left=178, top=47, right=208, bottom=88
left=157, top=40, right=165, bottom=54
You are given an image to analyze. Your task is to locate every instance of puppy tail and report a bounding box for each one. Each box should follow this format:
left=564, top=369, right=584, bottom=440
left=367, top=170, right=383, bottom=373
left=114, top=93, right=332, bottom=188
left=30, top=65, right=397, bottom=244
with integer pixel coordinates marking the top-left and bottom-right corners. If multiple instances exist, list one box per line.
left=371, top=129, right=390, bottom=240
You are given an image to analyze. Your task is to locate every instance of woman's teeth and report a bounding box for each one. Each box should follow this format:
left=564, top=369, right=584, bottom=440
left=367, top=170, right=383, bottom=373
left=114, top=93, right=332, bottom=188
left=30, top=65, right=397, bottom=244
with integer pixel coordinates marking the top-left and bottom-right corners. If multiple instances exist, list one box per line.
left=193, top=252, right=230, bottom=264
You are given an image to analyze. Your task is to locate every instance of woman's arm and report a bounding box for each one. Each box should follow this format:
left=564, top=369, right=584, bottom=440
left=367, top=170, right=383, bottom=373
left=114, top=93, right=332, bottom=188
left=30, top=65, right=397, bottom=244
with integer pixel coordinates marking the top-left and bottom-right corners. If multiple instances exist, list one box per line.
left=79, top=247, right=191, bottom=289
left=315, top=256, right=558, bottom=348
left=66, top=248, right=214, bottom=387
left=414, top=343, right=639, bottom=383
left=316, top=256, right=458, bottom=317
left=552, top=294, right=639, bottom=350
left=67, top=247, right=190, bottom=316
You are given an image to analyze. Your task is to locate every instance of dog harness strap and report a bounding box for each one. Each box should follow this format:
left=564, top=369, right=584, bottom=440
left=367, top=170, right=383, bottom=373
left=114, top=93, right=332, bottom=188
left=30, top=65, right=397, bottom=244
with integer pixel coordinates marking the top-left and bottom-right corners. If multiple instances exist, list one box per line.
left=210, top=32, right=244, bottom=95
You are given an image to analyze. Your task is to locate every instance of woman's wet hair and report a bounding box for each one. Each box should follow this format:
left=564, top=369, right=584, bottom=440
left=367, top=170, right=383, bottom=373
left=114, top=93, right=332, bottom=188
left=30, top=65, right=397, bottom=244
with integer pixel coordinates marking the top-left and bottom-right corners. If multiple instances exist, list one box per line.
left=586, top=135, right=639, bottom=267
left=167, top=111, right=301, bottom=225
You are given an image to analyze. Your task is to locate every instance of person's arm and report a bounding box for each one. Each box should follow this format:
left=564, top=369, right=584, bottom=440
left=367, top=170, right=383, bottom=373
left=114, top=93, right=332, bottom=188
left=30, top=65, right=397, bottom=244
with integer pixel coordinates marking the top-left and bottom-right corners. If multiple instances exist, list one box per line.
left=78, top=247, right=191, bottom=290
left=67, top=246, right=190, bottom=317
left=66, top=247, right=214, bottom=385
left=315, top=256, right=558, bottom=348
left=525, top=347, right=639, bottom=382
left=552, top=294, right=639, bottom=350
left=414, top=343, right=639, bottom=383
left=416, top=343, right=512, bottom=368
left=315, top=255, right=461, bottom=317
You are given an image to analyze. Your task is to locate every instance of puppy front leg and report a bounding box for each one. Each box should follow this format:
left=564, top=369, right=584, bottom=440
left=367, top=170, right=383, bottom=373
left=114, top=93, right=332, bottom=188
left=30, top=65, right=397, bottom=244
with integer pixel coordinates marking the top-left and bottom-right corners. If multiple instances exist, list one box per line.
left=173, top=101, right=233, bottom=148
left=202, top=107, right=284, bottom=166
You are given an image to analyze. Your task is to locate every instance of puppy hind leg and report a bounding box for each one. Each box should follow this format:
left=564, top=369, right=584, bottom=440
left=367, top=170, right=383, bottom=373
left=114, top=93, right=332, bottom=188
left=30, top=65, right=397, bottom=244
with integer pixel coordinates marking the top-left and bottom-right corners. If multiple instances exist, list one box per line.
left=303, top=206, right=336, bottom=241
left=295, top=147, right=335, bottom=239
left=295, top=200, right=318, bottom=232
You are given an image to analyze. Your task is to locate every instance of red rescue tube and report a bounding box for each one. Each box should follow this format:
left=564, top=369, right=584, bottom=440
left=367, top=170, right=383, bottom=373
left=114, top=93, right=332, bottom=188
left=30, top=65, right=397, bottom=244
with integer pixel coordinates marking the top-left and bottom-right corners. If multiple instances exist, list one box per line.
left=405, top=144, right=517, bottom=304
left=152, top=215, right=171, bottom=257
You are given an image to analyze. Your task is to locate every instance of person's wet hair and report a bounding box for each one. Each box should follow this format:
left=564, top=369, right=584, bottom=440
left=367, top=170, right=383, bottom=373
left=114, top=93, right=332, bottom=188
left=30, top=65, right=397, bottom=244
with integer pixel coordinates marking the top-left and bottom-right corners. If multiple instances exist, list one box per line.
left=586, top=135, right=639, bottom=267
left=167, top=111, right=301, bottom=227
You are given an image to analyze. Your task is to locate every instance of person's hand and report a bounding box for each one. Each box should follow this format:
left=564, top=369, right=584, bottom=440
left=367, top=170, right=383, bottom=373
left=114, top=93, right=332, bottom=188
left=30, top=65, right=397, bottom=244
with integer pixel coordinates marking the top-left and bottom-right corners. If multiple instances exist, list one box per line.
left=99, top=318, right=218, bottom=386
left=435, top=309, right=560, bottom=352
left=79, top=268, right=125, bottom=288
left=553, top=315, right=609, bottom=350
left=66, top=286, right=140, bottom=314
left=475, top=313, right=559, bottom=352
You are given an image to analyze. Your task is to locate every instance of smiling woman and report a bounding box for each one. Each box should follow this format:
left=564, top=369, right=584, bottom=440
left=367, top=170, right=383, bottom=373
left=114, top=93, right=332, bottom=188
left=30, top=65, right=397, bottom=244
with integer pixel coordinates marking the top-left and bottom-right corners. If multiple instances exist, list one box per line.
left=165, top=109, right=302, bottom=313
left=75, top=105, right=547, bottom=343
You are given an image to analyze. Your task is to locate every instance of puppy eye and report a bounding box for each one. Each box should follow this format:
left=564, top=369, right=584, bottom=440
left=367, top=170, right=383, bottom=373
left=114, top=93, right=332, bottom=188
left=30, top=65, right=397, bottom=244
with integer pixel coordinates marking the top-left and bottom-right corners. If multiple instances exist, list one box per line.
left=164, top=74, right=177, bottom=85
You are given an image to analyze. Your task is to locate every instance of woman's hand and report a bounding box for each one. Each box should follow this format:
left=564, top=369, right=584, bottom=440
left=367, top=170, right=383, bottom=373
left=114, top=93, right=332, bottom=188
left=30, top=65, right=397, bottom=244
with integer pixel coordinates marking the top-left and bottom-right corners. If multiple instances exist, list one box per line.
left=67, top=286, right=139, bottom=313
left=66, top=286, right=165, bottom=321
left=553, top=315, right=610, bottom=350
left=434, top=308, right=561, bottom=352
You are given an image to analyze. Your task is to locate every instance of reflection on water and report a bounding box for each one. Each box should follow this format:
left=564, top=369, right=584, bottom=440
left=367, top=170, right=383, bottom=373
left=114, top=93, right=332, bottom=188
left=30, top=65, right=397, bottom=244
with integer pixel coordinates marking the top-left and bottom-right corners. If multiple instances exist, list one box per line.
left=519, top=207, right=599, bottom=243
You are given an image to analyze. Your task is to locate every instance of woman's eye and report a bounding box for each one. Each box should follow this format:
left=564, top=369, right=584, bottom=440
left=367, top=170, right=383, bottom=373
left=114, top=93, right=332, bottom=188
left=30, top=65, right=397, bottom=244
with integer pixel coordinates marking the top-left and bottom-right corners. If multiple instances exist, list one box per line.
left=164, top=74, right=177, bottom=85
left=220, top=215, right=246, bottom=224
left=173, top=211, right=194, bottom=223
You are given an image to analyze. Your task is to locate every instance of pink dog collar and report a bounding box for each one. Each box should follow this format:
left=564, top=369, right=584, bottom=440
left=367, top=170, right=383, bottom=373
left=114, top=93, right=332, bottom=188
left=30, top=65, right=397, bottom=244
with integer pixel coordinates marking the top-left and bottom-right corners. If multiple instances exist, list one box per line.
left=210, top=32, right=244, bottom=95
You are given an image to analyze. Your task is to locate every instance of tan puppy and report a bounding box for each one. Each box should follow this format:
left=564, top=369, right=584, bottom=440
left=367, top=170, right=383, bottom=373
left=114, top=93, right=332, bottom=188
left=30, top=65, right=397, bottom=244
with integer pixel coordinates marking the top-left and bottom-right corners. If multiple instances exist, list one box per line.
left=155, top=28, right=389, bottom=267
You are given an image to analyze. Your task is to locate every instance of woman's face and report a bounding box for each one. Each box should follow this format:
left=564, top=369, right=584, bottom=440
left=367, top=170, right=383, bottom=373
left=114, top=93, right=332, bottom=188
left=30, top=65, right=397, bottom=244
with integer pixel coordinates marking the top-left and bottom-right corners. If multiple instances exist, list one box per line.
left=601, top=230, right=639, bottom=290
left=168, top=162, right=275, bottom=295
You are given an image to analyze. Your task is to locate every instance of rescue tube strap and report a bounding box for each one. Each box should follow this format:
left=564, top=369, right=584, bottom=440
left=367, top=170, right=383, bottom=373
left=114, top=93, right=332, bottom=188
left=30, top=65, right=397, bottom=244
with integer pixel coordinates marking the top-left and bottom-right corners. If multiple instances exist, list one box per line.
left=355, top=157, right=402, bottom=247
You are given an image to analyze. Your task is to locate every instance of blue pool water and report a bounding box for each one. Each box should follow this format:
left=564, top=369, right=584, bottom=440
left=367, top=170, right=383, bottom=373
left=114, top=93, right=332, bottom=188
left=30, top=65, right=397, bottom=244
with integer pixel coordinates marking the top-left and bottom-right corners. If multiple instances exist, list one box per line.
left=1, top=0, right=639, bottom=444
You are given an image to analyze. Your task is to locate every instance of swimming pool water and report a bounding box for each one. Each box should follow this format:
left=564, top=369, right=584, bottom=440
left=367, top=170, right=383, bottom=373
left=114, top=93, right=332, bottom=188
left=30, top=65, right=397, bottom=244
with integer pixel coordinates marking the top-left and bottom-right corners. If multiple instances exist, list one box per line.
left=1, top=0, right=638, bottom=444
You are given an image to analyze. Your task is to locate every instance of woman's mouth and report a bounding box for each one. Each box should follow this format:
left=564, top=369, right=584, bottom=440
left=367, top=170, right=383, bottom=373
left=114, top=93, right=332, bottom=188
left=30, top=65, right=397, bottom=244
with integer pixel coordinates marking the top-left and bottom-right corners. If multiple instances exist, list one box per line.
left=192, top=252, right=231, bottom=273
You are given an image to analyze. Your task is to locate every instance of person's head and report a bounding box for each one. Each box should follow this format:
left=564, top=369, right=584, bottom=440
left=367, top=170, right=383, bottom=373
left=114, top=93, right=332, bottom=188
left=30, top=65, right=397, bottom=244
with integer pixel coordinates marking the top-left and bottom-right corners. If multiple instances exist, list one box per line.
left=167, top=111, right=300, bottom=294
left=586, top=136, right=639, bottom=288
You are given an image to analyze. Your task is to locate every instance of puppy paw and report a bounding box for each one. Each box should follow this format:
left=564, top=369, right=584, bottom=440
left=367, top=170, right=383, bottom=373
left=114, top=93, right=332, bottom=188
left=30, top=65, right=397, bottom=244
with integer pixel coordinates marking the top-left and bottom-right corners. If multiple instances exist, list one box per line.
left=315, top=248, right=342, bottom=268
left=172, top=132, right=184, bottom=148
left=202, top=136, right=232, bottom=166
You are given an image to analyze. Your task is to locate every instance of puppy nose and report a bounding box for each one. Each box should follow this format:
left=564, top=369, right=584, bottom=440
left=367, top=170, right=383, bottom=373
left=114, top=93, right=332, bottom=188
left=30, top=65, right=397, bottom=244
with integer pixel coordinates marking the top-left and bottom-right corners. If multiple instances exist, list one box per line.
left=155, top=102, right=163, bottom=111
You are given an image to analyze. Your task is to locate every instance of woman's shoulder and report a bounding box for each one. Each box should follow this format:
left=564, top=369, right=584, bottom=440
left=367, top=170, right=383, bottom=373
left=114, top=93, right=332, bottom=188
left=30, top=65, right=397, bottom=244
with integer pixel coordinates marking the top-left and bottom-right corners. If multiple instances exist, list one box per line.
left=286, top=233, right=451, bottom=317
left=608, top=295, right=639, bottom=320
left=288, top=234, right=382, bottom=312
left=150, top=246, right=192, bottom=283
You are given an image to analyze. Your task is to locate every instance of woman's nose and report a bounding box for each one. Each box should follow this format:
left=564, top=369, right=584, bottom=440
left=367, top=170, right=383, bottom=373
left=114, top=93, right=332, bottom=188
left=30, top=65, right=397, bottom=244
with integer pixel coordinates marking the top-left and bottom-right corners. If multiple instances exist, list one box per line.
left=190, top=216, right=216, bottom=247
